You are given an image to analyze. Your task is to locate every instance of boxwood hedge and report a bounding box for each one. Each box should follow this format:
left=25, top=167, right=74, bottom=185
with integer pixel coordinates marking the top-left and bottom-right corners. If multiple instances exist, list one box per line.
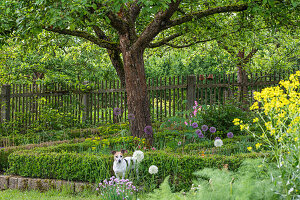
left=8, top=150, right=265, bottom=191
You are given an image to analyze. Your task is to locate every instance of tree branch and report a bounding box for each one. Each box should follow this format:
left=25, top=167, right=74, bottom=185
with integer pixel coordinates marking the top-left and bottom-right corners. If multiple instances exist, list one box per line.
left=164, top=37, right=219, bottom=48
left=148, top=33, right=182, bottom=48
left=243, top=48, right=258, bottom=64
left=44, top=27, right=119, bottom=50
left=129, top=0, right=142, bottom=23
left=133, top=0, right=181, bottom=50
left=166, top=4, right=248, bottom=29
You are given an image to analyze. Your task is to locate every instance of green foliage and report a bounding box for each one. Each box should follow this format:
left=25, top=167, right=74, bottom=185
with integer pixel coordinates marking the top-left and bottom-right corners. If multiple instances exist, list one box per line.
left=196, top=103, right=253, bottom=137
left=8, top=149, right=265, bottom=191
left=144, top=159, right=280, bottom=200
left=0, top=139, right=84, bottom=171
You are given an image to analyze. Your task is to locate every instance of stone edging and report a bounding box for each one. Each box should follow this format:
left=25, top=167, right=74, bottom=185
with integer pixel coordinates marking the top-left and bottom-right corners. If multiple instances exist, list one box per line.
left=0, top=175, right=95, bottom=192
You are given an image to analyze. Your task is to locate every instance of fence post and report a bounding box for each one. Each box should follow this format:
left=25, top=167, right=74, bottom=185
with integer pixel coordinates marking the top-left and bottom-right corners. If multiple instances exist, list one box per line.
left=82, top=81, right=90, bottom=122
left=186, top=75, right=196, bottom=110
left=1, top=84, right=11, bottom=122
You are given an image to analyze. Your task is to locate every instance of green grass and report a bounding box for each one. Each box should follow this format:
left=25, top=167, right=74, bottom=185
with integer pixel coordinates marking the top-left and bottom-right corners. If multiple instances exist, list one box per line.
left=0, top=189, right=100, bottom=200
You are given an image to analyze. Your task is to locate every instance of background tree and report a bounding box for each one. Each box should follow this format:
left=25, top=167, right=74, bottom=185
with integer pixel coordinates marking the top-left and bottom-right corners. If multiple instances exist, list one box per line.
left=0, top=0, right=298, bottom=143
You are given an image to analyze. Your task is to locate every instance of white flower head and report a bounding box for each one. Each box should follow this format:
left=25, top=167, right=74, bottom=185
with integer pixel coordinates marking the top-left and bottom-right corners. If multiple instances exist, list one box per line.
left=214, top=139, right=223, bottom=147
left=133, top=150, right=144, bottom=163
left=149, top=165, right=158, bottom=174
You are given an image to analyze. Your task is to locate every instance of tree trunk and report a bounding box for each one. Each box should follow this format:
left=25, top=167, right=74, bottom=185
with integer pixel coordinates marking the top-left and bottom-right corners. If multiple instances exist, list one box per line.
left=107, top=49, right=126, bottom=87
left=236, top=50, right=250, bottom=108
left=120, top=36, right=153, bottom=145
left=237, top=65, right=249, bottom=108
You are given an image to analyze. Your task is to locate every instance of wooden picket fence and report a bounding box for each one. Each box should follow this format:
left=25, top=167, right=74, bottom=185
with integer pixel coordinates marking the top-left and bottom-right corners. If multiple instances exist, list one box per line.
left=0, top=68, right=299, bottom=128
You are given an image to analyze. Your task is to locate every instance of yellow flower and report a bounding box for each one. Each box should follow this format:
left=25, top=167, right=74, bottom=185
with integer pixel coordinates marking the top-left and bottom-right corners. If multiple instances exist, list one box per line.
left=250, top=102, right=259, bottom=110
left=233, top=118, right=241, bottom=125
left=295, top=137, right=298, bottom=142
left=270, top=129, right=275, bottom=136
left=253, top=118, right=259, bottom=123
left=255, top=143, right=262, bottom=149
left=92, top=147, right=96, bottom=150
left=247, top=147, right=252, bottom=151
left=278, top=137, right=283, bottom=142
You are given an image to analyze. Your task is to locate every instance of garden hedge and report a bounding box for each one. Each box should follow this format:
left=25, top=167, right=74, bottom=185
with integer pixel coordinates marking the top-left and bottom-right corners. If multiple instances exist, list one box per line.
left=8, top=150, right=265, bottom=191
left=0, top=138, right=85, bottom=171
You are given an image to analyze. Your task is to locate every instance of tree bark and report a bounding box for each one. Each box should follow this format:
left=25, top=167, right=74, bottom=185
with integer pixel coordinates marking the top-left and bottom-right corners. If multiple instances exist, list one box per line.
left=107, top=49, right=126, bottom=87
left=120, top=35, right=152, bottom=145
left=237, top=51, right=249, bottom=108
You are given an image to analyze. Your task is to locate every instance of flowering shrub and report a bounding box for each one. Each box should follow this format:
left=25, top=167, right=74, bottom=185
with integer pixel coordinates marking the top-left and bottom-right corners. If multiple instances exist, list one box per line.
left=96, top=177, right=137, bottom=200
left=234, top=71, right=300, bottom=198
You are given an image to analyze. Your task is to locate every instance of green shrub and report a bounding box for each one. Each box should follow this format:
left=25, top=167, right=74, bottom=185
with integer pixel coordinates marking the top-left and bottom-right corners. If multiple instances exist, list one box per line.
left=144, top=159, right=280, bottom=200
left=196, top=103, right=252, bottom=137
left=0, top=139, right=85, bottom=171
left=183, top=135, right=254, bottom=151
left=8, top=150, right=265, bottom=191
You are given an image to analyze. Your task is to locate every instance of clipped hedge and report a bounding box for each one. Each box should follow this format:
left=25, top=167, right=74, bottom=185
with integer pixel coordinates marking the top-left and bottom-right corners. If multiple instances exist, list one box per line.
left=0, top=138, right=85, bottom=171
left=8, top=150, right=265, bottom=191
left=183, top=135, right=254, bottom=151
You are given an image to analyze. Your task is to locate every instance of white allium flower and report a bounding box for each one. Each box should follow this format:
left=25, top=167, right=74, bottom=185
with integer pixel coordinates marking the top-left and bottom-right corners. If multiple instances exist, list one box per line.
left=148, top=165, right=158, bottom=174
left=214, top=139, right=223, bottom=147
left=133, top=150, right=144, bottom=163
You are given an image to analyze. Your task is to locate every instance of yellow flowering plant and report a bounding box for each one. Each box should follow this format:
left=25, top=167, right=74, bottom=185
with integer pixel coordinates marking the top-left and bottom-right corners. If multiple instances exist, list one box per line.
left=234, top=71, right=300, bottom=198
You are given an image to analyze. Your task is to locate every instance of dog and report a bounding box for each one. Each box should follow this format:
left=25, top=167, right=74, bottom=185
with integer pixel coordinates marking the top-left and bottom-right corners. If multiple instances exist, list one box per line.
left=112, top=149, right=138, bottom=179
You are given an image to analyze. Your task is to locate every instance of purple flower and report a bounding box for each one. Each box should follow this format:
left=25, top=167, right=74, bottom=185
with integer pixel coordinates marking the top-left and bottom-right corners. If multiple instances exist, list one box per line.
left=144, top=125, right=153, bottom=135
left=192, top=122, right=198, bottom=128
left=198, top=133, right=204, bottom=138
left=209, top=127, right=216, bottom=133
left=227, top=132, right=234, bottom=138
left=113, top=107, right=122, bottom=116
left=215, top=137, right=220, bottom=140
left=195, top=129, right=202, bottom=135
left=201, top=125, right=208, bottom=132
left=128, top=113, right=135, bottom=120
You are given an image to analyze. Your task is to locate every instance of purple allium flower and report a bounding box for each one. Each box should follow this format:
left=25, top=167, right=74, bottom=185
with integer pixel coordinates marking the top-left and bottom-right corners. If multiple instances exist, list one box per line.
left=195, top=129, right=202, bottom=135
left=209, top=127, right=216, bottom=133
left=201, top=125, right=208, bottom=132
left=227, top=132, right=234, bottom=138
left=192, top=122, right=198, bottom=128
left=215, top=137, right=220, bottom=140
left=144, top=125, right=153, bottom=135
left=198, top=133, right=204, bottom=138
left=128, top=113, right=135, bottom=120
left=113, top=107, right=122, bottom=116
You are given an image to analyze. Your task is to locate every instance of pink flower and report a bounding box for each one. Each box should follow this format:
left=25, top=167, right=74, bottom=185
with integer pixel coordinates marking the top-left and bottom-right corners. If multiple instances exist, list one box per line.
left=143, top=147, right=147, bottom=150
left=193, top=109, right=197, bottom=116
left=151, top=147, right=156, bottom=150
left=195, top=101, right=198, bottom=106
left=138, top=145, right=141, bottom=149
left=184, top=121, right=188, bottom=125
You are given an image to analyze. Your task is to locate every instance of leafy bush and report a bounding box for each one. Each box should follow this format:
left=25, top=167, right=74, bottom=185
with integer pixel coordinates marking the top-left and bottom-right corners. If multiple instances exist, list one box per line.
left=236, top=71, right=300, bottom=198
left=196, top=103, right=252, bottom=137
left=144, top=159, right=280, bottom=200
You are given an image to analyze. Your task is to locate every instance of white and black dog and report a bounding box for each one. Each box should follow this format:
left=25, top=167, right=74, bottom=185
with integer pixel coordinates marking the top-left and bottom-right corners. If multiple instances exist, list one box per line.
left=112, top=149, right=138, bottom=179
